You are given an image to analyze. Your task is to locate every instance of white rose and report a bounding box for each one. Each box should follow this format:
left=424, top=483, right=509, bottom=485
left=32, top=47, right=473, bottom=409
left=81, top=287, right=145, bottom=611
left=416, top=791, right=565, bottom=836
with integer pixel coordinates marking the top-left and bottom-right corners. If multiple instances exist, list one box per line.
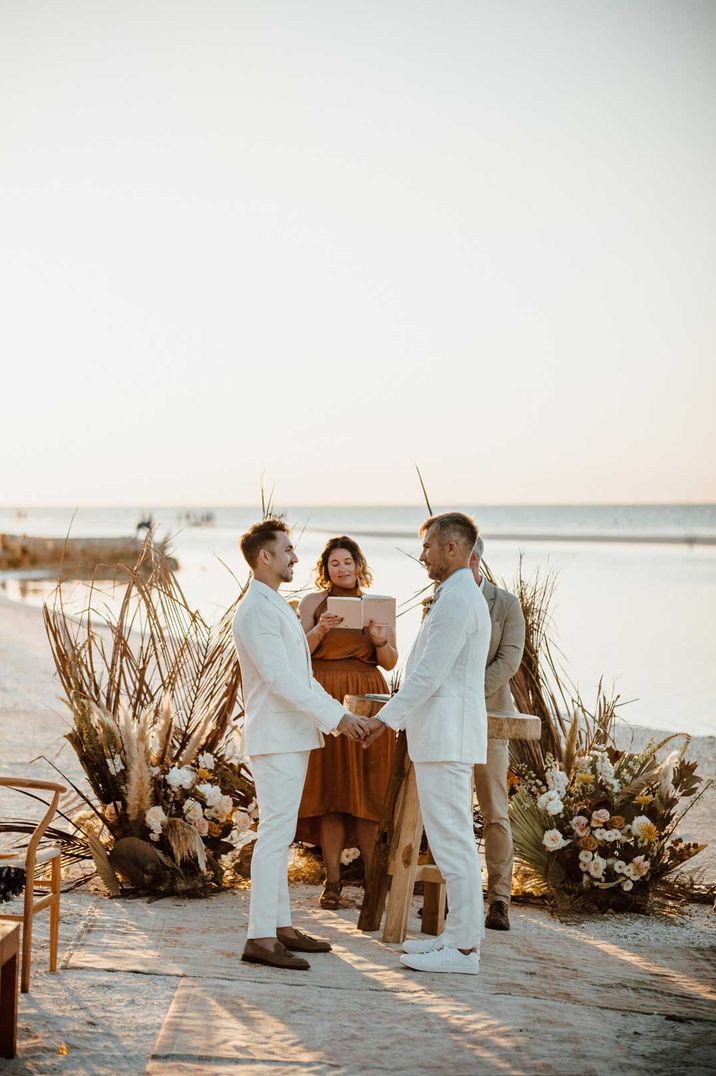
left=571, top=815, right=590, bottom=836
left=231, top=811, right=252, bottom=833
left=145, top=805, right=167, bottom=831
left=166, top=766, right=195, bottom=790
left=194, top=818, right=209, bottom=837
left=542, top=829, right=570, bottom=851
left=588, top=856, right=606, bottom=878
left=591, top=809, right=610, bottom=827
left=182, top=798, right=204, bottom=824
left=622, top=879, right=634, bottom=891
left=196, top=782, right=223, bottom=808
left=197, top=752, right=215, bottom=771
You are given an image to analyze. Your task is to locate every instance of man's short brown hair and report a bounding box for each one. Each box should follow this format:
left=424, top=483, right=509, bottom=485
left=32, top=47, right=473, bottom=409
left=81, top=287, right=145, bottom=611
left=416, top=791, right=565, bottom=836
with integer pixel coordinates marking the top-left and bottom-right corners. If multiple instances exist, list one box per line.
left=419, top=511, right=478, bottom=552
left=239, top=517, right=290, bottom=569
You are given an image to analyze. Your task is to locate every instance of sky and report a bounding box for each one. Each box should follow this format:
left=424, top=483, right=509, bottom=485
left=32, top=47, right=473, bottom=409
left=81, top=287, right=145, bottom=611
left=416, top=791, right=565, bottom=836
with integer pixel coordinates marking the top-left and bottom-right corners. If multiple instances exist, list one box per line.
left=1, top=0, right=714, bottom=507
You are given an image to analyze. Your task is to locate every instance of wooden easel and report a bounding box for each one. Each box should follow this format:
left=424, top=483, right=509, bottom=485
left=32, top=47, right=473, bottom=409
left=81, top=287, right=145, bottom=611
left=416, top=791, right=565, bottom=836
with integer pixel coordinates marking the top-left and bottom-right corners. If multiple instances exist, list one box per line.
left=346, top=696, right=541, bottom=944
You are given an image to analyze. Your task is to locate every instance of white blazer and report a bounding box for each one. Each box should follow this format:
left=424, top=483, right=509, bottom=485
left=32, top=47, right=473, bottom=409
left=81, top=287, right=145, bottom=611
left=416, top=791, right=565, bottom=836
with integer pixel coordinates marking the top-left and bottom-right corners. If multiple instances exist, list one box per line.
left=378, top=568, right=491, bottom=764
left=232, top=580, right=345, bottom=756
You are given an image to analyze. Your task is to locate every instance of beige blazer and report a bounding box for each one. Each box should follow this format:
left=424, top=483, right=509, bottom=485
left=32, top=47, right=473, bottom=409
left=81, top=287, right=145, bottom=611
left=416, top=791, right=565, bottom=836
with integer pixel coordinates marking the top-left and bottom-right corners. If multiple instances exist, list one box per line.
left=481, top=578, right=526, bottom=715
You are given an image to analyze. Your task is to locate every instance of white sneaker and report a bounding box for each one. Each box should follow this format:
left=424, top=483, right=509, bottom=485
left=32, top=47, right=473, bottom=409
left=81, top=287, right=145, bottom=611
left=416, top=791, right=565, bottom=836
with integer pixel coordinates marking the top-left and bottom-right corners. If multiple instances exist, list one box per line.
left=402, top=932, right=446, bottom=954
left=400, top=946, right=480, bottom=975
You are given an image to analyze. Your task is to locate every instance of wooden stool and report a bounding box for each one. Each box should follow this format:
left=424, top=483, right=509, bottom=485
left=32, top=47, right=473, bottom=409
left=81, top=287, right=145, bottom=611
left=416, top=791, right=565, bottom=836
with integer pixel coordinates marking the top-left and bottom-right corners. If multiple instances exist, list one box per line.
left=345, top=696, right=541, bottom=944
left=0, top=923, right=19, bottom=1059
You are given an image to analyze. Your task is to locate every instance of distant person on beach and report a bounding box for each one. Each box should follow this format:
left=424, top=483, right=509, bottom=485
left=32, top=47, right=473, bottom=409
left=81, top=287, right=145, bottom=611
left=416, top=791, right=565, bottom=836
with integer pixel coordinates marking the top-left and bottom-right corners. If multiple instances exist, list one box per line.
left=470, top=536, right=525, bottom=932
left=362, top=512, right=491, bottom=975
left=295, top=536, right=398, bottom=909
left=232, top=518, right=372, bottom=971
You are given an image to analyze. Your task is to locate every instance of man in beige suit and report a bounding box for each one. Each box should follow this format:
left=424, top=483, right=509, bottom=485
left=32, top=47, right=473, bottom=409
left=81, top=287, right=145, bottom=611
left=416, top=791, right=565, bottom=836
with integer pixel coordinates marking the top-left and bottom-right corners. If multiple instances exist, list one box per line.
left=470, top=537, right=525, bottom=931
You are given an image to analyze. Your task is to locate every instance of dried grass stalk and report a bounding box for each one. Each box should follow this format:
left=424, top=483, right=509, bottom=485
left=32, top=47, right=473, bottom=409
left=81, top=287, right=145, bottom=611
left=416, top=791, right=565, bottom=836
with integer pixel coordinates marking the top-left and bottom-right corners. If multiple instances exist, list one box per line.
left=164, top=818, right=207, bottom=872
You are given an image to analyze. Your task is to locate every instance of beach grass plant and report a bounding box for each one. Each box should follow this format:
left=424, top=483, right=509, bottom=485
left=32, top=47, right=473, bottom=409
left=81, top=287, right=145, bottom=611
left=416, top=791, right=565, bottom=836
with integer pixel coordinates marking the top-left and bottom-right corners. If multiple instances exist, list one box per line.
left=34, top=542, right=257, bottom=896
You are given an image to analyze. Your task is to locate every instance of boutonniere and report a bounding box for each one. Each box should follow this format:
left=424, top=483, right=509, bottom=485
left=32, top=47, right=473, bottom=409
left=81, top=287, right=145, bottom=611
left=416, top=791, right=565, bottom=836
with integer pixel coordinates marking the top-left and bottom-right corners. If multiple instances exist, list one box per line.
left=421, top=594, right=436, bottom=619
left=287, top=597, right=301, bottom=618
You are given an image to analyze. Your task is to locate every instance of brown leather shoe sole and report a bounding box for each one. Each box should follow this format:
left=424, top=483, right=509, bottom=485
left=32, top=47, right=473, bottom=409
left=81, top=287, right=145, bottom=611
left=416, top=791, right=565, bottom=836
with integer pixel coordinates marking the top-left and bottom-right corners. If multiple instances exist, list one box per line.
left=241, top=940, right=310, bottom=970
left=279, top=930, right=332, bottom=953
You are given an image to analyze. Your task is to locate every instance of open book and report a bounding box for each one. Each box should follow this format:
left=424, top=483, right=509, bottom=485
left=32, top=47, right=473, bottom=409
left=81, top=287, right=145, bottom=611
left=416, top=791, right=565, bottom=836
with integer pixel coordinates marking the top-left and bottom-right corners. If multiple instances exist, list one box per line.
left=325, top=594, right=396, bottom=634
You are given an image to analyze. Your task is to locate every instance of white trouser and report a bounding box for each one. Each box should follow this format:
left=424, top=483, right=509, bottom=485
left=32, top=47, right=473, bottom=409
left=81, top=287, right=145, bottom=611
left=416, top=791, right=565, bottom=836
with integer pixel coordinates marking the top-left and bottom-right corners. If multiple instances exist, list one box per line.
left=414, top=760, right=484, bottom=951
left=247, top=750, right=310, bottom=939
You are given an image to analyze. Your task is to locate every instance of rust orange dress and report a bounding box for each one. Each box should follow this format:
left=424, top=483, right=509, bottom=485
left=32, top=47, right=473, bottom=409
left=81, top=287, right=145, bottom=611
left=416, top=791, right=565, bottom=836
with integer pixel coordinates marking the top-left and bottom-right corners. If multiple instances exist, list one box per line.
left=295, top=585, right=396, bottom=846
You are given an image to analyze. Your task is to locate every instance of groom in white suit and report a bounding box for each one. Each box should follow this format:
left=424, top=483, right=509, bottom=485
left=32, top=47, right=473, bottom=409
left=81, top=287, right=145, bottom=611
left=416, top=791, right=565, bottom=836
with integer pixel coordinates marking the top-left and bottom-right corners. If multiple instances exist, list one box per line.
left=364, top=512, right=490, bottom=974
left=233, top=518, right=371, bottom=971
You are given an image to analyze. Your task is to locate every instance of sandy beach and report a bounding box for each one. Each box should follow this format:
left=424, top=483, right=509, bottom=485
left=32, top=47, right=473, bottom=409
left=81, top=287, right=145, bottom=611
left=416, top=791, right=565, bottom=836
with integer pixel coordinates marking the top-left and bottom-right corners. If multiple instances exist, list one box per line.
left=1, top=590, right=715, bottom=1073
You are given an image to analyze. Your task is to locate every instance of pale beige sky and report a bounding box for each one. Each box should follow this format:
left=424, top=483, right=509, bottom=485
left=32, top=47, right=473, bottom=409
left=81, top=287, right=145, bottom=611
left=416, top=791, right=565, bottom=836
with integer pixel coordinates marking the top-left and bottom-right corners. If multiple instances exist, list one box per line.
left=1, top=0, right=714, bottom=506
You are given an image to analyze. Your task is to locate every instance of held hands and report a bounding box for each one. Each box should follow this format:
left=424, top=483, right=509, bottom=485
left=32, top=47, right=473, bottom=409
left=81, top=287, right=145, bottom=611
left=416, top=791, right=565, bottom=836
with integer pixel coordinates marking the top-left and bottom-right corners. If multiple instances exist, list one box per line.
left=360, top=717, right=387, bottom=749
left=336, top=712, right=373, bottom=741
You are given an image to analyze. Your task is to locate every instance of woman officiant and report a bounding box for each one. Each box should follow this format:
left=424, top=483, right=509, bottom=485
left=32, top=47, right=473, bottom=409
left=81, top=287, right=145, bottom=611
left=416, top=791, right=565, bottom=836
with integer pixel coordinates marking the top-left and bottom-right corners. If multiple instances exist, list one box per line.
left=295, top=536, right=398, bottom=909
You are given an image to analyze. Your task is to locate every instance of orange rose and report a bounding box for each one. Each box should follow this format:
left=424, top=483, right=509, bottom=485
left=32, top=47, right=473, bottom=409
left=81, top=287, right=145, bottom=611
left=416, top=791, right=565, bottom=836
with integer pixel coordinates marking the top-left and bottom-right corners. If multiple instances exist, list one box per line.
left=580, top=835, right=599, bottom=851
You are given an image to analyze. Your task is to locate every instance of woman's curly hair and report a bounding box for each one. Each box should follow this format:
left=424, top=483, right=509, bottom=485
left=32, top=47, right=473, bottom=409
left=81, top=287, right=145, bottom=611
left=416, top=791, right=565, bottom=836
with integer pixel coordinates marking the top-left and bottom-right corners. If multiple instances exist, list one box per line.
left=314, top=535, right=373, bottom=591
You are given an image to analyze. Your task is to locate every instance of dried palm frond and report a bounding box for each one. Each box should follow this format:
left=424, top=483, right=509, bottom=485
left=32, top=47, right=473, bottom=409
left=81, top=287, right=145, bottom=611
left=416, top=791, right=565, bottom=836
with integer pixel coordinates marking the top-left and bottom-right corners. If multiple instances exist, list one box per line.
left=43, top=543, right=246, bottom=772
left=164, top=818, right=207, bottom=872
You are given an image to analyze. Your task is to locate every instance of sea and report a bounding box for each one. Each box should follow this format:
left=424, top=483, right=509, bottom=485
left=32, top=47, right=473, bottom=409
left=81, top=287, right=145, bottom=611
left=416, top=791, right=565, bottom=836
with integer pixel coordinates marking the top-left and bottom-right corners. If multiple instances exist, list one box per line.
left=1, top=504, right=715, bottom=738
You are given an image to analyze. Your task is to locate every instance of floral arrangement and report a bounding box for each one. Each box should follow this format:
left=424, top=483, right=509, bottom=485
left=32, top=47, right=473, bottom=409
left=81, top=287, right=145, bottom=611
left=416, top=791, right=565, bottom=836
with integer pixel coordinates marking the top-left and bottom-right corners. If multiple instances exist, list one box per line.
left=24, top=544, right=261, bottom=896
left=76, top=697, right=259, bottom=895
left=510, top=737, right=708, bottom=911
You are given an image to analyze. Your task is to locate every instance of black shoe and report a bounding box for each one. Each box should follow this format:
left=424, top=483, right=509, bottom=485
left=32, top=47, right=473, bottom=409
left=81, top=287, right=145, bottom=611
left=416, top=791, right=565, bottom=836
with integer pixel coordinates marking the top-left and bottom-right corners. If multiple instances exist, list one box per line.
left=485, top=901, right=510, bottom=931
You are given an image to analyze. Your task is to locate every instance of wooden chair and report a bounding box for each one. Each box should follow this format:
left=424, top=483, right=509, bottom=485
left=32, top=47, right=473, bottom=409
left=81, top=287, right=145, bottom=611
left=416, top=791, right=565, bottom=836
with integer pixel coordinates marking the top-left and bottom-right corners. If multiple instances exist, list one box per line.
left=0, top=777, right=66, bottom=992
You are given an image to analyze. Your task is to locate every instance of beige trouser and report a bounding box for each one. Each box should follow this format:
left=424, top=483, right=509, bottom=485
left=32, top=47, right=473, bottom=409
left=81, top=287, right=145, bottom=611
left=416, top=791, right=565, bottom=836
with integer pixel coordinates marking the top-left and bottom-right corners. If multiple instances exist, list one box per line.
left=473, top=738, right=513, bottom=905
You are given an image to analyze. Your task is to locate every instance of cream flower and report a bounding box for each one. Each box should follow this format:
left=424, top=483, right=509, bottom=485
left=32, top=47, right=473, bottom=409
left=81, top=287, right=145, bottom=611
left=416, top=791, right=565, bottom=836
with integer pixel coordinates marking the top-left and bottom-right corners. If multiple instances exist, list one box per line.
left=166, top=766, right=195, bottom=790
left=537, top=790, right=564, bottom=816
left=591, top=809, right=610, bottom=827
left=340, top=847, right=361, bottom=865
left=197, top=752, right=215, bottom=771
left=196, top=782, right=223, bottom=807
left=193, top=818, right=209, bottom=837
left=182, top=798, right=204, bottom=824
left=546, top=768, right=568, bottom=797
left=145, top=805, right=167, bottom=832
left=631, top=816, right=658, bottom=844
left=571, top=815, right=590, bottom=837
left=588, top=855, right=606, bottom=878
left=631, top=854, right=650, bottom=878
left=578, top=849, right=594, bottom=864
left=613, top=860, right=627, bottom=874
left=542, top=829, right=571, bottom=851
left=622, top=879, right=634, bottom=891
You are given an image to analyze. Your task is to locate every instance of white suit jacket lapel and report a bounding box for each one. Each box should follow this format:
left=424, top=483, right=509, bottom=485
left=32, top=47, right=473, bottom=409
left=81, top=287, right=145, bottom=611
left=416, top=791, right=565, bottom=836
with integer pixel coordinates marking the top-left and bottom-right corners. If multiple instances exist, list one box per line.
left=252, top=581, right=312, bottom=676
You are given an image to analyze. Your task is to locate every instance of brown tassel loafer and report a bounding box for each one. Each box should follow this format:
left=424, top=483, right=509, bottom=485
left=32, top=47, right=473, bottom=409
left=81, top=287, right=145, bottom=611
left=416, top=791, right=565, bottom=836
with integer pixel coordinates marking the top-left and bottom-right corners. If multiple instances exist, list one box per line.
left=241, top=939, right=310, bottom=970
left=278, top=929, right=332, bottom=953
left=485, top=901, right=511, bottom=931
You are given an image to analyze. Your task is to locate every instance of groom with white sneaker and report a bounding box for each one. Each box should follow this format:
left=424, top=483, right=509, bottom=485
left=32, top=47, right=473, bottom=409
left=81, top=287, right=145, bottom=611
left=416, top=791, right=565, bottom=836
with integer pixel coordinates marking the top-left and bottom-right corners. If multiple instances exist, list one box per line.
left=362, top=512, right=491, bottom=974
